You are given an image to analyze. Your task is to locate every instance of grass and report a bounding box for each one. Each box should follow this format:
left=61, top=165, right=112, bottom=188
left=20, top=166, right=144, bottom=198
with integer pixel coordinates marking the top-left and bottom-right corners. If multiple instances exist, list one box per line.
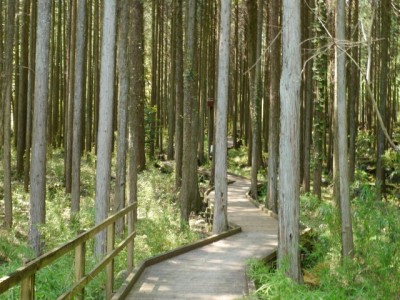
left=0, top=149, right=199, bottom=299
left=248, top=171, right=400, bottom=300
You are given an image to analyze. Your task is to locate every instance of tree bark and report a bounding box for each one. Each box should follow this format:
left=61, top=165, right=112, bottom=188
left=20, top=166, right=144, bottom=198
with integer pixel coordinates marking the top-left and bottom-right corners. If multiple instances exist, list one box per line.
left=267, top=0, right=280, bottom=213
left=30, top=0, right=52, bottom=256
left=94, top=0, right=117, bottom=256
left=174, top=0, right=183, bottom=189
left=278, top=0, right=302, bottom=283
left=348, top=0, right=359, bottom=182
left=336, top=0, right=354, bottom=259
left=246, top=0, right=261, bottom=200
left=3, top=0, right=16, bottom=229
left=16, top=0, right=30, bottom=176
left=213, top=0, right=231, bottom=234
left=376, top=0, right=390, bottom=200
left=71, top=0, right=86, bottom=216
left=65, top=0, right=76, bottom=194
left=115, top=0, right=129, bottom=234
left=24, top=0, right=36, bottom=192
left=180, top=0, right=200, bottom=222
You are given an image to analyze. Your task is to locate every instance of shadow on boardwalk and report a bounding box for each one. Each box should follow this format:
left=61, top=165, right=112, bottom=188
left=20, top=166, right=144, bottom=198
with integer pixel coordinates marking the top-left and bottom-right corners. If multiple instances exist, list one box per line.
left=123, top=173, right=278, bottom=300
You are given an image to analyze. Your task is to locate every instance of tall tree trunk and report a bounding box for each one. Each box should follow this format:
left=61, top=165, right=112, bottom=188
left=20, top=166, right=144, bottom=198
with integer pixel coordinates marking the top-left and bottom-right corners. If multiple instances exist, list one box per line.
left=312, top=2, right=328, bottom=199
left=167, top=2, right=176, bottom=161
left=3, top=0, right=16, bottom=229
left=65, top=0, right=76, bottom=193
left=278, top=0, right=302, bottom=283
left=174, top=0, right=184, bottom=190
left=376, top=0, right=390, bottom=200
left=336, top=0, right=354, bottom=259
left=149, top=0, right=158, bottom=160
left=267, top=0, right=280, bottom=213
left=71, top=0, right=86, bottom=216
left=30, top=0, right=52, bottom=256
left=213, top=0, right=231, bottom=234
left=114, top=0, right=129, bottom=234
left=0, top=0, right=3, bottom=149
left=180, top=0, right=200, bottom=222
left=246, top=0, right=261, bottom=199
left=348, top=0, right=359, bottom=183
left=94, top=0, right=117, bottom=256
left=302, top=1, right=314, bottom=193
left=85, top=0, right=93, bottom=152
left=16, top=0, right=30, bottom=176
left=24, top=0, right=36, bottom=192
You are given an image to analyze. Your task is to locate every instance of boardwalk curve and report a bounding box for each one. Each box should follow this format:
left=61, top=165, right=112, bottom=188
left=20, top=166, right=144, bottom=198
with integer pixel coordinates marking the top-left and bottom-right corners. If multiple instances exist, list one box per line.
left=122, top=173, right=278, bottom=299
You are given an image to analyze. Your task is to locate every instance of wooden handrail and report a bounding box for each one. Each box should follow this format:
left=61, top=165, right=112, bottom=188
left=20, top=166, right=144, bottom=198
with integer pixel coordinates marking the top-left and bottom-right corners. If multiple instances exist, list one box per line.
left=0, top=202, right=137, bottom=299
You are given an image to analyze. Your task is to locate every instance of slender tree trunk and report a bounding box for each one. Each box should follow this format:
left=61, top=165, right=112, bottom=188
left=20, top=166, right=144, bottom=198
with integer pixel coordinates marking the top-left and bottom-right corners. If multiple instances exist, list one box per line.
left=71, top=0, right=86, bottom=216
left=114, top=0, right=129, bottom=234
left=85, top=0, right=93, bottom=152
left=167, top=3, right=176, bottom=161
left=376, top=0, right=390, bottom=200
left=278, top=0, right=302, bottom=283
left=24, top=0, right=36, bottom=192
left=302, top=1, right=314, bottom=193
left=0, top=0, right=3, bottom=149
left=3, top=0, right=16, bottom=229
left=94, top=0, right=117, bottom=256
left=312, top=3, right=328, bottom=199
left=267, top=0, right=280, bottom=213
left=348, top=0, right=359, bottom=182
left=16, top=0, right=30, bottom=176
left=92, top=0, right=100, bottom=151
left=213, top=0, right=231, bottom=234
left=30, top=0, right=52, bottom=256
left=180, top=0, right=200, bottom=222
left=149, top=0, right=158, bottom=160
left=174, top=0, right=184, bottom=190
left=336, top=0, right=354, bottom=259
left=246, top=0, right=260, bottom=199
left=65, top=0, right=76, bottom=193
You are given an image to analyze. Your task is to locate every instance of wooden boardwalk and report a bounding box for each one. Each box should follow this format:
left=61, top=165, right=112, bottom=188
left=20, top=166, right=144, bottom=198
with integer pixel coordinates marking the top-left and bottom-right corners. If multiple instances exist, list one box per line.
left=124, top=173, right=278, bottom=299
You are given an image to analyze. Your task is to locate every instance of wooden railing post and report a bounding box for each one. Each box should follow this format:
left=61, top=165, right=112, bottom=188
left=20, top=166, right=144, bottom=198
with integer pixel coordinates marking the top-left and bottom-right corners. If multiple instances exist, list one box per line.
left=127, top=209, right=134, bottom=273
left=106, top=222, right=115, bottom=299
left=74, top=239, right=86, bottom=300
left=20, top=274, right=34, bottom=300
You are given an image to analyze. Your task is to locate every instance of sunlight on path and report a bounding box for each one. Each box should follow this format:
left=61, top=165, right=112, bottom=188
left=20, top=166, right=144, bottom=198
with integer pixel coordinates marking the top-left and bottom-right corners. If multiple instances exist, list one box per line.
left=125, top=174, right=278, bottom=299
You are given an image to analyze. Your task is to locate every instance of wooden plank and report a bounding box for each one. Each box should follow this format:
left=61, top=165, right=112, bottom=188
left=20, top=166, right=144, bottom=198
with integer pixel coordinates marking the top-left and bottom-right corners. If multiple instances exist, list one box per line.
left=111, top=226, right=242, bottom=300
left=57, top=231, right=135, bottom=299
left=106, top=223, right=115, bottom=299
left=74, top=242, right=86, bottom=300
left=20, top=274, right=34, bottom=300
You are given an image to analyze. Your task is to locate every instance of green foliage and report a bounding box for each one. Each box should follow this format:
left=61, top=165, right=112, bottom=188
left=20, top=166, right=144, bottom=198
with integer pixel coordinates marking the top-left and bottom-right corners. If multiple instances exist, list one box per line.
left=0, top=152, right=199, bottom=298
left=134, top=167, right=198, bottom=262
left=249, top=184, right=400, bottom=299
left=382, top=149, right=400, bottom=183
left=227, top=146, right=250, bottom=177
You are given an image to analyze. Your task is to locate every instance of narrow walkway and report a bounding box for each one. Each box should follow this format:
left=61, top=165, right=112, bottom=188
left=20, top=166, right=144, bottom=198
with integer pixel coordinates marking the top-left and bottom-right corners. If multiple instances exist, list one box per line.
left=125, top=174, right=278, bottom=299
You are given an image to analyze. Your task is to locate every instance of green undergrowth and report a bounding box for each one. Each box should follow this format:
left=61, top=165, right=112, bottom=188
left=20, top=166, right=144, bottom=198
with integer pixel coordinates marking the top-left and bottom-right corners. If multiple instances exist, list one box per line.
left=0, top=149, right=199, bottom=299
left=248, top=173, right=400, bottom=299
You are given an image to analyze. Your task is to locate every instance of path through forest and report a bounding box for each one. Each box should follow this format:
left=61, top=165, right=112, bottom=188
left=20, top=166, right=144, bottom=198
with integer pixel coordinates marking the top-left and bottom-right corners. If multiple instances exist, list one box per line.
left=124, top=173, right=278, bottom=299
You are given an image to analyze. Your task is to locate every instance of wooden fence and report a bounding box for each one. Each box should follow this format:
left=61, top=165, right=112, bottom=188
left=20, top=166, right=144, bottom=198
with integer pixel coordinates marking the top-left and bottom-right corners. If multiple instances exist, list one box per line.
left=0, top=202, right=136, bottom=299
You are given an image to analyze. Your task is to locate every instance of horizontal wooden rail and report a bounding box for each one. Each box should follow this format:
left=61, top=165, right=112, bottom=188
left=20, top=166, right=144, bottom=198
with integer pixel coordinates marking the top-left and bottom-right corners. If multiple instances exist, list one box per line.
left=58, top=230, right=136, bottom=299
left=0, top=202, right=137, bottom=299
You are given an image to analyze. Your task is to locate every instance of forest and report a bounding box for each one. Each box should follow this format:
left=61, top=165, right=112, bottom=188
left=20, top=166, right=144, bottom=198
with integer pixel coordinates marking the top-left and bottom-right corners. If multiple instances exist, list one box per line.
left=0, top=0, right=399, bottom=298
